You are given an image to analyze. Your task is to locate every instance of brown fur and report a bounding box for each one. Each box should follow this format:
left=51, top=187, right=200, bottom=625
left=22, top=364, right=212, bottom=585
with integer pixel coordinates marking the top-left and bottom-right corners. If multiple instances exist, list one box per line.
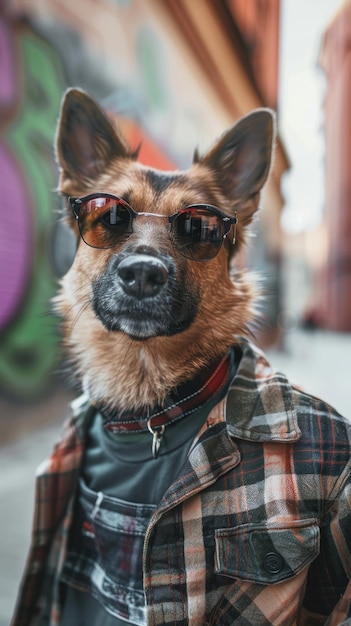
left=54, top=89, right=275, bottom=411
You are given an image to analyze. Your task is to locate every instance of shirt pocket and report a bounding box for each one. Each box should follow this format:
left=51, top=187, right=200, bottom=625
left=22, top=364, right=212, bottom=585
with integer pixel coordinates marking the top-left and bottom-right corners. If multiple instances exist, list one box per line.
left=215, top=518, right=320, bottom=585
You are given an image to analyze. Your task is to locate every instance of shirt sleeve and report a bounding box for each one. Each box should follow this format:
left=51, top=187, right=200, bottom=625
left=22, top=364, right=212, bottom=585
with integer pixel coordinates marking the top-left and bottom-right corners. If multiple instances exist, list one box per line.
left=304, top=462, right=351, bottom=625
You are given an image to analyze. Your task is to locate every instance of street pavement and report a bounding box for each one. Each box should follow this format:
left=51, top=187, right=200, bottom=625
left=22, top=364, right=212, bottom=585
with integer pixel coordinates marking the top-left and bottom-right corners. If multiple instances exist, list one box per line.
left=267, top=328, right=350, bottom=418
left=1, top=328, right=350, bottom=626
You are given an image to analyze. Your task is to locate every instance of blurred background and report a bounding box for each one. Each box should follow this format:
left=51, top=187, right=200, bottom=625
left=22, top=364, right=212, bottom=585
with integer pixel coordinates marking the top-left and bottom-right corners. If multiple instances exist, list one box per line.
left=1, top=0, right=351, bottom=623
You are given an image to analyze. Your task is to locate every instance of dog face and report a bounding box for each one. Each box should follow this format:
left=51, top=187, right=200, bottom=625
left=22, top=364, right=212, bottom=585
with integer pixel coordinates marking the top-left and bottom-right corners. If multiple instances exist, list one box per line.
left=55, top=89, right=274, bottom=410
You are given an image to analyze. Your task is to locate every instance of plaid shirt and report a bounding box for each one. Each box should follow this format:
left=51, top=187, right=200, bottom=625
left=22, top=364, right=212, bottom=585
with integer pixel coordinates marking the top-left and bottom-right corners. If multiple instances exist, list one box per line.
left=11, top=339, right=351, bottom=626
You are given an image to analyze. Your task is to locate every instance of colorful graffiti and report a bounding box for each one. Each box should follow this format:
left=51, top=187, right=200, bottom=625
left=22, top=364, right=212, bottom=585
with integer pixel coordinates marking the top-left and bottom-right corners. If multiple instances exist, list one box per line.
left=0, top=17, right=65, bottom=398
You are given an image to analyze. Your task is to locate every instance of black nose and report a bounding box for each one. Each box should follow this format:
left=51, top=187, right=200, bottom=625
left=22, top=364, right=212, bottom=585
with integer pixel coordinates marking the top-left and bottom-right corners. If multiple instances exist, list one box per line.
left=117, top=254, right=169, bottom=299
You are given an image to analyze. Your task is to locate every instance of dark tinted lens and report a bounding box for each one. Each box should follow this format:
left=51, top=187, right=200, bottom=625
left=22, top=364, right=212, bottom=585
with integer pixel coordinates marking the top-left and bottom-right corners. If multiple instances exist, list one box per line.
left=78, top=197, right=132, bottom=248
left=172, top=208, right=224, bottom=260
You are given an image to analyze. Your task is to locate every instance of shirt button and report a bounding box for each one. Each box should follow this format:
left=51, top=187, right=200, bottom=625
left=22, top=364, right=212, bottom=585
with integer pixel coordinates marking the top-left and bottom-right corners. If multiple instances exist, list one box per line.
left=263, top=552, right=284, bottom=574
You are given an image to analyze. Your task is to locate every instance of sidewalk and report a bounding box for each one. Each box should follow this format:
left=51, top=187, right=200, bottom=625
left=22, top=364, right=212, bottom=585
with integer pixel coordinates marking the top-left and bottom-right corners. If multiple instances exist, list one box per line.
left=1, top=327, right=350, bottom=625
left=0, top=422, right=62, bottom=626
left=267, top=327, right=350, bottom=418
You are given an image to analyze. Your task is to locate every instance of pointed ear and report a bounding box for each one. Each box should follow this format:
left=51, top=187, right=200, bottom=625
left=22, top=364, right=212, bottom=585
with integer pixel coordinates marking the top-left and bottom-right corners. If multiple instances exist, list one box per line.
left=196, top=109, right=275, bottom=223
left=55, top=88, right=136, bottom=184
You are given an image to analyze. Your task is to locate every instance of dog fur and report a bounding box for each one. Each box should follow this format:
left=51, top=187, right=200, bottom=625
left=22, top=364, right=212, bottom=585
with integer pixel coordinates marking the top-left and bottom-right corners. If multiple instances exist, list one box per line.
left=54, top=89, right=274, bottom=412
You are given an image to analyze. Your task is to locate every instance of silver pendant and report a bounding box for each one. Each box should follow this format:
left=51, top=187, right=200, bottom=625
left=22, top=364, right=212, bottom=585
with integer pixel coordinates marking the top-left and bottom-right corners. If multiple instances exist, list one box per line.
left=147, top=418, right=165, bottom=459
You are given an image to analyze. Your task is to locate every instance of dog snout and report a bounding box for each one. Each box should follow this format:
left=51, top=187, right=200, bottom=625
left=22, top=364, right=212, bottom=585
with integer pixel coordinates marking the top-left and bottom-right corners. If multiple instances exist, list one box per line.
left=117, top=254, right=169, bottom=299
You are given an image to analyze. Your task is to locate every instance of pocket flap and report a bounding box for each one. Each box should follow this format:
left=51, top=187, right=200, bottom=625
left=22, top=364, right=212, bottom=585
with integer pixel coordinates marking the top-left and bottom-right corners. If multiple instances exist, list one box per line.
left=215, top=518, right=320, bottom=584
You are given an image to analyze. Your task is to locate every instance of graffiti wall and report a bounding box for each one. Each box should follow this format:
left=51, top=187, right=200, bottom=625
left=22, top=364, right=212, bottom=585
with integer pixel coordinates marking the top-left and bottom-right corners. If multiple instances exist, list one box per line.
left=0, top=0, right=232, bottom=400
left=0, top=16, right=66, bottom=399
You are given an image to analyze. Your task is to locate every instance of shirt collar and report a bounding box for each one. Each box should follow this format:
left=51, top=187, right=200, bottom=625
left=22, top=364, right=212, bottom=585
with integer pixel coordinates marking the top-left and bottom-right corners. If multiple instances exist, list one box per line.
left=224, top=338, right=301, bottom=442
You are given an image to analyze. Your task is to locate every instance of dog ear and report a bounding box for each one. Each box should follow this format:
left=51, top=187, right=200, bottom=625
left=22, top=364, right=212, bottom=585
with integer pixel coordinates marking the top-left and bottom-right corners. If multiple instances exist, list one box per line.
left=195, top=109, right=275, bottom=224
left=55, top=88, right=136, bottom=183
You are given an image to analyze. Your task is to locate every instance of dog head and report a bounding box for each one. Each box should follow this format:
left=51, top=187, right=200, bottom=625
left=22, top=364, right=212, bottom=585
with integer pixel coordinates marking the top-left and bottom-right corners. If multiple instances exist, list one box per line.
left=55, top=89, right=275, bottom=410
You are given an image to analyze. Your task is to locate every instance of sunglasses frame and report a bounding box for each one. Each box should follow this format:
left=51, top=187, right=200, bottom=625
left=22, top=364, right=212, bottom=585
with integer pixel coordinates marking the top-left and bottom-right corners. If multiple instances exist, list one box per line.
left=69, top=193, right=238, bottom=260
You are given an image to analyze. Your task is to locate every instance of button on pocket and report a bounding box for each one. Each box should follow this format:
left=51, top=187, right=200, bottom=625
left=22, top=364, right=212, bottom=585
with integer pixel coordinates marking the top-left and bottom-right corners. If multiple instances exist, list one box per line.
left=263, top=552, right=284, bottom=574
left=215, top=518, right=320, bottom=584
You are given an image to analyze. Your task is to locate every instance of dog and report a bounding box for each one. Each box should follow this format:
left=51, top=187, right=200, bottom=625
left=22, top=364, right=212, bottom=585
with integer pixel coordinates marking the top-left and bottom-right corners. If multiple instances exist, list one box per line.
left=54, top=89, right=272, bottom=412
left=11, top=89, right=351, bottom=626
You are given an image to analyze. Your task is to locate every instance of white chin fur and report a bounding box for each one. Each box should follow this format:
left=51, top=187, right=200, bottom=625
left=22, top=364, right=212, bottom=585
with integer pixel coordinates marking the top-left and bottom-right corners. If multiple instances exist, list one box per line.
left=118, top=319, right=158, bottom=339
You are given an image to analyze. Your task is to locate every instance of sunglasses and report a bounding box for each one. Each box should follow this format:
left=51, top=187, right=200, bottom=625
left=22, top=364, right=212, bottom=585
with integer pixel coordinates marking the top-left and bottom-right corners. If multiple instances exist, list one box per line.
left=69, top=193, right=237, bottom=261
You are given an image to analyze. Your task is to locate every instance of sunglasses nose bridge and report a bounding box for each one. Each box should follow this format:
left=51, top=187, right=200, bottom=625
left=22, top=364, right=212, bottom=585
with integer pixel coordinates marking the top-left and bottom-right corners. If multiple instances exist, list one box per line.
left=132, top=212, right=170, bottom=226
left=129, top=213, right=172, bottom=250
